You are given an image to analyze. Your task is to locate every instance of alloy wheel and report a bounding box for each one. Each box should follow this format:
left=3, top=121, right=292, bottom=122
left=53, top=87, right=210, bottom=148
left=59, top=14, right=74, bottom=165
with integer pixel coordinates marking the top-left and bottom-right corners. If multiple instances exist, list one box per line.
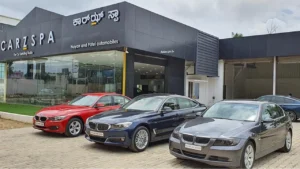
left=69, top=121, right=81, bottom=136
left=286, top=131, right=292, bottom=150
left=135, top=129, right=149, bottom=150
left=244, top=144, right=254, bottom=169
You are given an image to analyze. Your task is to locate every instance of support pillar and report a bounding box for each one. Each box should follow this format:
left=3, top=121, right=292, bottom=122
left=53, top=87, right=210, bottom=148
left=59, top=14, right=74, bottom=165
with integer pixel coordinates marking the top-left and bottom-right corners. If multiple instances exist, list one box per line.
left=273, top=56, right=277, bottom=95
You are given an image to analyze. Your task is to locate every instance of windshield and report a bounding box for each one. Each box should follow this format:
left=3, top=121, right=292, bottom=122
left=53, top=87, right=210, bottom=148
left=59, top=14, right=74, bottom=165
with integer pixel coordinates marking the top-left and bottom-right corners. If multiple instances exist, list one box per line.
left=123, top=96, right=166, bottom=111
left=69, top=95, right=100, bottom=106
left=203, top=102, right=259, bottom=121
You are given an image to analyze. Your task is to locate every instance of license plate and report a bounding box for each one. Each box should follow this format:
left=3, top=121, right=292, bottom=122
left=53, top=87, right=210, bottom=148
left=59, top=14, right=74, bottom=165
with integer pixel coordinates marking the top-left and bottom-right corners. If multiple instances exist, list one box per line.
left=185, top=144, right=202, bottom=151
left=90, top=131, right=104, bottom=137
left=35, top=121, right=44, bottom=127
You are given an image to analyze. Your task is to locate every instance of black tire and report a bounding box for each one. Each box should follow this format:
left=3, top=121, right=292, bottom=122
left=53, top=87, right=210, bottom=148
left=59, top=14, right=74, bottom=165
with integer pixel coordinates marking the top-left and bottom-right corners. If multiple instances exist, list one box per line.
left=65, top=118, right=83, bottom=137
left=280, top=130, right=292, bottom=153
left=240, top=141, right=255, bottom=169
left=129, top=126, right=150, bottom=152
left=287, top=111, right=297, bottom=122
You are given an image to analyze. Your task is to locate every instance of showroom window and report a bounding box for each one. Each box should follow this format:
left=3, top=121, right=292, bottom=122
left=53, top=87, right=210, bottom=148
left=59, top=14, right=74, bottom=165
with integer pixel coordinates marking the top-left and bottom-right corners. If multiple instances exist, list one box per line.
left=6, top=50, right=124, bottom=106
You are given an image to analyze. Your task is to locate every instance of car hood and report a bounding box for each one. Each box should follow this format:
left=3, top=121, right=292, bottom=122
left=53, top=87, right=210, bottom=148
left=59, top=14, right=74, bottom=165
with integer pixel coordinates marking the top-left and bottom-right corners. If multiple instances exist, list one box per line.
left=179, top=117, right=255, bottom=138
left=36, top=105, right=93, bottom=117
left=89, top=109, right=154, bottom=124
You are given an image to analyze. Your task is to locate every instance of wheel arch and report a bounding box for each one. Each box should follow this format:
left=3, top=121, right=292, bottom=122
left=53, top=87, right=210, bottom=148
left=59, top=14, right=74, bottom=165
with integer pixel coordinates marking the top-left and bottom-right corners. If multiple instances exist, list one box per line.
left=135, top=123, right=152, bottom=140
left=70, top=115, right=84, bottom=125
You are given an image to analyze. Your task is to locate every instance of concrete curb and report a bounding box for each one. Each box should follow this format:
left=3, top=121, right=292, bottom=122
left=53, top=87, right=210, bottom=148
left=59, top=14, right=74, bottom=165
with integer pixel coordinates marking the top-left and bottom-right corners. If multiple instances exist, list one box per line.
left=0, top=112, right=33, bottom=124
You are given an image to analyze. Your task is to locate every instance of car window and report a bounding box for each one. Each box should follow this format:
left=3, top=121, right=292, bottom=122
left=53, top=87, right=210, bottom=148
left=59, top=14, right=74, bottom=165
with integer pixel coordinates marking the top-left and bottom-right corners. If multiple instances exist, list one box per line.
left=177, top=98, right=196, bottom=109
left=190, top=100, right=199, bottom=107
left=203, top=102, right=258, bottom=121
left=113, top=96, right=129, bottom=106
left=98, top=96, right=113, bottom=106
left=275, top=105, right=285, bottom=117
left=261, top=104, right=281, bottom=120
left=284, top=98, right=296, bottom=104
left=272, top=96, right=285, bottom=104
left=257, top=96, right=271, bottom=101
left=163, top=98, right=179, bottom=110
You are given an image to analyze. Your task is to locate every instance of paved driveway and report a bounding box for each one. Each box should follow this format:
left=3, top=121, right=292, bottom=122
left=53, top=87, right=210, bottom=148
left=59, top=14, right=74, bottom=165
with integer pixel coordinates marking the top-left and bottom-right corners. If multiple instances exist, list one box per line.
left=1, top=123, right=300, bottom=168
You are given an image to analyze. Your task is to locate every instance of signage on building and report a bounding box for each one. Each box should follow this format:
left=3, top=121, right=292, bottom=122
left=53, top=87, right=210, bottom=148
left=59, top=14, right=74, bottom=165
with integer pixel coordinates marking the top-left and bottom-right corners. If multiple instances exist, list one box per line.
left=73, top=9, right=120, bottom=26
left=1, top=31, right=55, bottom=52
left=161, top=50, right=174, bottom=54
left=70, top=39, right=119, bottom=49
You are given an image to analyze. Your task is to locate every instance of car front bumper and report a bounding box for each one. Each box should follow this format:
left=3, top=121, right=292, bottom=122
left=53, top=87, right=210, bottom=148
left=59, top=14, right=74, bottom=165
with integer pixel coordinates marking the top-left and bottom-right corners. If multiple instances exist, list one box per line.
left=169, top=135, right=246, bottom=167
left=85, top=127, right=132, bottom=148
left=32, top=118, right=67, bottom=134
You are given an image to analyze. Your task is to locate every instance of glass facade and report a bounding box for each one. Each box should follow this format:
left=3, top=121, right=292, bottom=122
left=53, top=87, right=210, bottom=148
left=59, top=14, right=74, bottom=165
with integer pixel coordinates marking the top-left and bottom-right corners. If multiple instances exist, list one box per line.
left=0, top=63, right=5, bottom=102
left=4, top=50, right=124, bottom=105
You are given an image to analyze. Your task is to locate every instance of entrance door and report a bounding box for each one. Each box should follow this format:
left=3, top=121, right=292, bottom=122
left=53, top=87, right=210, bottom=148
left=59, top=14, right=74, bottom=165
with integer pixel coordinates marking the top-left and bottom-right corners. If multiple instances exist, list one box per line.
left=187, top=80, right=208, bottom=105
left=134, top=62, right=165, bottom=97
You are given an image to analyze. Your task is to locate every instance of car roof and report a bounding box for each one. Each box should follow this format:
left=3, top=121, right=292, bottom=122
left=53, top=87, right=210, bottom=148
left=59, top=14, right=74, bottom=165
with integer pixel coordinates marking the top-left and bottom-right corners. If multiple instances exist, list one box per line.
left=259, top=95, right=300, bottom=101
left=82, top=93, right=122, bottom=97
left=221, top=100, right=269, bottom=105
left=135, top=93, right=183, bottom=98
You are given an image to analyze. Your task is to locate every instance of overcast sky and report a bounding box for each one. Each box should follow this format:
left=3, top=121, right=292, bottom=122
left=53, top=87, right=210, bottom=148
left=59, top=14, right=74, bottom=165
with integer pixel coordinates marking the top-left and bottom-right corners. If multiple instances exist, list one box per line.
left=1, top=0, right=300, bottom=38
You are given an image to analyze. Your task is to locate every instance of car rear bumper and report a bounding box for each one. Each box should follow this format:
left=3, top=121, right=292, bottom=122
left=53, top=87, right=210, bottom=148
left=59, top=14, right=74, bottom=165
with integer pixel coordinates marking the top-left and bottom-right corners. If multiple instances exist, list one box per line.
left=169, top=136, right=245, bottom=167
left=85, top=128, right=132, bottom=148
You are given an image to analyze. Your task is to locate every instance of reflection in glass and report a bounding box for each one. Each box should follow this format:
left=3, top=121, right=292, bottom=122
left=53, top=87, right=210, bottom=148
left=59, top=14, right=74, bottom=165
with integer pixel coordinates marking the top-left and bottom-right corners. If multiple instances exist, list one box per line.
left=0, top=63, right=5, bottom=102
left=5, top=51, right=124, bottom=106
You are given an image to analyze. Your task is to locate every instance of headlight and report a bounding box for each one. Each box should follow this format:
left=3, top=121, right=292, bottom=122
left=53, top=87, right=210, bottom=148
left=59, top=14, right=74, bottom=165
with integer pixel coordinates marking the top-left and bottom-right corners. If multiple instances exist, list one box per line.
left=111, top=122, right=132, bottom=129
left=172, top=126, right=182, bottom=139
left=49, top=116, right=66, bottom=121
left=213, top=138, right=240, bottom=146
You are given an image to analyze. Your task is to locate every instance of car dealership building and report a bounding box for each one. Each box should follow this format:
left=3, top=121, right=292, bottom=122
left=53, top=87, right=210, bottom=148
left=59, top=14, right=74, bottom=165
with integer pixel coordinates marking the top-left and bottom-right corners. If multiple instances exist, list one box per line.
left=0, top=2, right=300, bottom=106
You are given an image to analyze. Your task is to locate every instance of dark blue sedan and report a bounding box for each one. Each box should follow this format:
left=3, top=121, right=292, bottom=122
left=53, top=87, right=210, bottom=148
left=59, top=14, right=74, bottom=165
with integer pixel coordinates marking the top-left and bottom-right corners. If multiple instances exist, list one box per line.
left=257, top=95, right=300, bottom=122
left=84, top=94, right=207, bottom=152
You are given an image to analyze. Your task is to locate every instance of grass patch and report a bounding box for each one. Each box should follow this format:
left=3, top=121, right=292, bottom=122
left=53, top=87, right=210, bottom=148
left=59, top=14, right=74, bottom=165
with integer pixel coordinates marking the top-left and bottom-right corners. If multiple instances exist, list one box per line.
left=0, top=103, right=44, bottom=116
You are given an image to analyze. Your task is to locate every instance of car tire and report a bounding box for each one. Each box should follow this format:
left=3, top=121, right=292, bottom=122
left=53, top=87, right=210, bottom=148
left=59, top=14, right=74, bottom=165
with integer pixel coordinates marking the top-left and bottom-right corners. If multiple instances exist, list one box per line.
left=65, top=118, right=83, bottom=137
left=240, top=141, right=255, bottom=169
left=129, top=126, right=150, bottom=152
left=280, top=130, right=292, bottom=153
left=287, top=111, right=297, bottom=122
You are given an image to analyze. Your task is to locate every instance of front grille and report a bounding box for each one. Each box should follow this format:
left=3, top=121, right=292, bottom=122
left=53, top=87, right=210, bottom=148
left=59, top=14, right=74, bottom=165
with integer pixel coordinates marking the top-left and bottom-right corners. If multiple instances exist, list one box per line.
left=90, top=136, right=107, bottom=143
left=40, top=117, right=47, bottom=122
left=195, top=137, right=210, bottom=144
left=182, top=134, right=194, bottom=142
left=182, top=150, right=206, bottom=159
left=209, top=156, right=229, bottom=162
left=89, top=122, right=96, bottom=129
left=97, top=123, right=110, bottom=131
left=34, top=116, right=39, bottom=121
left=35, top=116, right=47, bottom=122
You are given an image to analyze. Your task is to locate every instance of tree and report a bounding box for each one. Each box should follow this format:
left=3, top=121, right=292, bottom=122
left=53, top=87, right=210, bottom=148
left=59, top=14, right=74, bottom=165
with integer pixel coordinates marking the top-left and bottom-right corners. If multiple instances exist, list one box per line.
left=266, top=19, right=279, bottom=34
left=232, top=32, right=243, bottom=38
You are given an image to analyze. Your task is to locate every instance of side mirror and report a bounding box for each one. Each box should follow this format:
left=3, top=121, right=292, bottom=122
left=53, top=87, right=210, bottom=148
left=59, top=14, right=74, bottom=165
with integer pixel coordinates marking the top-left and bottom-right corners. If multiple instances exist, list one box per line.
left=160, top=106, right=172, bottom=115
left=95, top=103, right=105, bottom=108
left=262, top=119, right=274, bottom=123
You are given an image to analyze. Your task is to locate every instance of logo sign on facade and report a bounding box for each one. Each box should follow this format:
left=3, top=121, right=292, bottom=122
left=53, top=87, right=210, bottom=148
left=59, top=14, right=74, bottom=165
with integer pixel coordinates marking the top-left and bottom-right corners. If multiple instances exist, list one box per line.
left=1, top=31, right=55, bottom=52
left=73, top=9, right=120, bottom=26
left=160, top=50, right=175, bottom=54
left=70, top=39, right=119, bottom=50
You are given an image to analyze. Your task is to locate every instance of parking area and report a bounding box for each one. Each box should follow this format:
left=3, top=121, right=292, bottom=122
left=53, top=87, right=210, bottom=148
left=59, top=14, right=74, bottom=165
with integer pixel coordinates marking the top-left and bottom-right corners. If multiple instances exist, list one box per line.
left=0, top=123, right=300, bottom=168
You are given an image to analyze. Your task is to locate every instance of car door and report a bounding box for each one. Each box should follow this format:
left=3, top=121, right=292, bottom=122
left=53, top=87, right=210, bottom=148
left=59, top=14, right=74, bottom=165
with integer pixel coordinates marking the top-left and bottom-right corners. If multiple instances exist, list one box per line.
left=176, top=97, right=199, bottom=124
left=259, top=103, right=281, bottom=155
left=150, top=97, right=179, bottom=140
left=274, top=104, right=288, bottom=147
left=93, top=96, right=115, bottom=115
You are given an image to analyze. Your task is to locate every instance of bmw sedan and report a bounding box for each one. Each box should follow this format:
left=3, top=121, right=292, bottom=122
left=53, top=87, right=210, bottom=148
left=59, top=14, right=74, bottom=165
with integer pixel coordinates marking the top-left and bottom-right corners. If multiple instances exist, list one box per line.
left=169, top=100, right=292, bottom=169
left=257, top=95, right=300, bottom=122
left=85, top=94, right=207, bottom=152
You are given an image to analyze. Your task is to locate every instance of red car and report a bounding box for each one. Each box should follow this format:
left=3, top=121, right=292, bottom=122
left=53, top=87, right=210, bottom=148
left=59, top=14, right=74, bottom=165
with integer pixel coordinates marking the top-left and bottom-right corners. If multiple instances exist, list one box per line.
left=33, top=93, right=130, bottom=137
